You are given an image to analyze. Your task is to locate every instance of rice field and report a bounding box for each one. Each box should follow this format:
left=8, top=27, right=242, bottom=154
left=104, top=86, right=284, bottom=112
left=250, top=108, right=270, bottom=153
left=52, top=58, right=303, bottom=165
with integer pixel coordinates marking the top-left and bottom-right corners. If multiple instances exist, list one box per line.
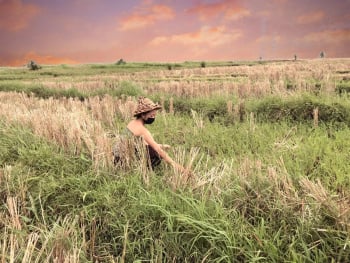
left=0, top=59, right=349, bottom=262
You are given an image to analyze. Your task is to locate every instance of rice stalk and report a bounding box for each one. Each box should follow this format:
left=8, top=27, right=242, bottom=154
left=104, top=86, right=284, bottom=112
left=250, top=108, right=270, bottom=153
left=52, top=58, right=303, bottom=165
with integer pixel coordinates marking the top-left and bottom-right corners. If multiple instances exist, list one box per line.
left=167, top=147, right=201, bottom=190
left=169, top=97, right=174, bottom=115
left=313, top=107, right=319, bottom=127
left=6, top=197, right=21, bottom=230
left=9, top=231, right=17, bottom=263
left=120, top=221, right=129, bottom=263
left=191, top=161, right=231, bottom=197
left=266, top=165, right=300, bottom=209
left=116, top=97, right=137, bottom=122
left=0, top=227, right=8, bottom=263
left=33, top=215, right=82, bottom=263
left=191, top=109, right=204, bottom=130
left=167, top=147, right=231, bottom=193
left=0, top=92, right=114, bottom=168
left=22, top=232, right=40, bottom=263
left=0, top=227, right=19, bottom=263
left=249, top=112, right=256, bottom=132
left=300, top=178, right=350, bottom=231
left=227, top=100, right=233, bottom=115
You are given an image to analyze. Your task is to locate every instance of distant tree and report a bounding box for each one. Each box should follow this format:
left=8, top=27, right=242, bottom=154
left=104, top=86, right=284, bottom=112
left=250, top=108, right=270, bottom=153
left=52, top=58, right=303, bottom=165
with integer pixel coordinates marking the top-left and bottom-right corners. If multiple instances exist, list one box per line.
left=294, top=54, right=297, bottom=61
left=116, top=58, right=126, bottom=65
left=320, top=51, right=325, bottom=58
left=167, top=64, right=173, bottom=70
left=200, top=61, right=206, bottom=68
left=27, top=60, right=40, bottom=70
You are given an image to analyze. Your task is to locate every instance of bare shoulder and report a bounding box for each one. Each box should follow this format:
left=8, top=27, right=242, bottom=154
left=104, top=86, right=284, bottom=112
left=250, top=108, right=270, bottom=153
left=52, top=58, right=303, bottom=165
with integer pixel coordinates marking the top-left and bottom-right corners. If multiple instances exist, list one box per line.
left=127, top=119, right=146, bottom=137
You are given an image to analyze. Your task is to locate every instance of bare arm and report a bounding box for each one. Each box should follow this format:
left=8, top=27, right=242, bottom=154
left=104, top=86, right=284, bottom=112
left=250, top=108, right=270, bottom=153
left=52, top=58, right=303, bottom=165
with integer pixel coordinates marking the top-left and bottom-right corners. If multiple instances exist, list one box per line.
left=136, top=125, right=190, bottom=174
left=142, top=129, right=177, bottom=166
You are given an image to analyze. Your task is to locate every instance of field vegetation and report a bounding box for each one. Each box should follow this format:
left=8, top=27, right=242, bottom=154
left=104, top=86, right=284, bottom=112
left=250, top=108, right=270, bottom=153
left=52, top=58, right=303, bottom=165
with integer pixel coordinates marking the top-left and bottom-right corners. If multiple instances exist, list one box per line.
left=0, top=59, right=349, bottom=262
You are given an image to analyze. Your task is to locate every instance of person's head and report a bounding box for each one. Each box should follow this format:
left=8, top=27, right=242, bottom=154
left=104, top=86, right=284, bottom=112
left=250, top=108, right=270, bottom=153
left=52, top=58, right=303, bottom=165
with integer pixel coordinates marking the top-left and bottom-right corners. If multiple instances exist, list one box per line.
left=133, top=97, right=161, bottom=124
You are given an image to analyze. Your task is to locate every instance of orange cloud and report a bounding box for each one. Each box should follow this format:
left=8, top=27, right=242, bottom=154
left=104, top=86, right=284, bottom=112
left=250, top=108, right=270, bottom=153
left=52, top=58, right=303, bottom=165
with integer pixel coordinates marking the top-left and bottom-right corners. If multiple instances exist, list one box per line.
left=187, top=0, right=250, bottom=21
left=297, top=11, right=325, bottom=24
left=224, top=7, right=250, bottom=20
left=0, top=0, right=41, bottom=31
left=150, top=26, right=241, bottom=47
left=118, top=4, right=175, bottom=31
left=4, top=52, right=79, bottom=66
left=303, top=29, right=350, bottom=43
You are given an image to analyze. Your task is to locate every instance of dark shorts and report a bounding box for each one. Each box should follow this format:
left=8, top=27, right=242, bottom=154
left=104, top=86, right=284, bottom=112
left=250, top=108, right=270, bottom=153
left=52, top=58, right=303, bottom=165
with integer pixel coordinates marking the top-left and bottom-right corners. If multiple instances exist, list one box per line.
left=114, top=145, right=161, bottom=170
left=146, top=145, right=161, bottom=169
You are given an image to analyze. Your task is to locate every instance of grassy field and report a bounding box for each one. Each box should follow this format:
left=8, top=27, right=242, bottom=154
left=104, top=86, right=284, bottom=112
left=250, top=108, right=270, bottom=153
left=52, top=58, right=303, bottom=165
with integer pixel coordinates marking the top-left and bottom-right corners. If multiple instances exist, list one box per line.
left=0, top=59, right=349, bottom=262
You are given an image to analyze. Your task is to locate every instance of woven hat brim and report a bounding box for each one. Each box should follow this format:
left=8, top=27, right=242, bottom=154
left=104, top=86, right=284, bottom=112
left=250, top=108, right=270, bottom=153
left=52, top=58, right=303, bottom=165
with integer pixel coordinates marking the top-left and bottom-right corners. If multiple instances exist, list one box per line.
left=133, top=105, right=162, bottom=116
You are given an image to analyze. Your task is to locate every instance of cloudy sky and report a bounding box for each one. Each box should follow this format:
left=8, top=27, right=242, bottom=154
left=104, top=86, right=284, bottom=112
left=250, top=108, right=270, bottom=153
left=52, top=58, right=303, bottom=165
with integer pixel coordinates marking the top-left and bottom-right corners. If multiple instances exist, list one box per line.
left=1, top=0, right=349, bottom=66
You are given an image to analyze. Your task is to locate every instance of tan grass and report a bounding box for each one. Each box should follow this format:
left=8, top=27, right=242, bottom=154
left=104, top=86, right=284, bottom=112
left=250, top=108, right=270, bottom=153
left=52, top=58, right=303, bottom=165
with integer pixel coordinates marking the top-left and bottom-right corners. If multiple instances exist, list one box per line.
left=191, top=161, right=232, bottom=197
left=165, top=147, right=231, bottom=194
left=0, top=92, right=138, bottom=168
left=226, top=100, right=233, bottom=115
left=300, top=178, right=350, bottom=231
left=34, top=59, right=350, bottom=99
left=191, top=109, right=204, bottom=130
left=22, top=232, right=40, bottom=263
left=169, top=97, right=174, bottom=115
left=313, top=107, right=319, bottom=127
left=6, top=197, right=22, bottom=231
left=166, top=147, right=201, bottom=190
left=236, top=157, right=304, bottom=214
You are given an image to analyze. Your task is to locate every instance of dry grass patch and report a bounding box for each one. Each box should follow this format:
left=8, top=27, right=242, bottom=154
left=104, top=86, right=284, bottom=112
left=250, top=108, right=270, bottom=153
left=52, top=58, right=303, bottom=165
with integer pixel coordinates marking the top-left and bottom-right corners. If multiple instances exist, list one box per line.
left=0, top=92, right=139, bottom=168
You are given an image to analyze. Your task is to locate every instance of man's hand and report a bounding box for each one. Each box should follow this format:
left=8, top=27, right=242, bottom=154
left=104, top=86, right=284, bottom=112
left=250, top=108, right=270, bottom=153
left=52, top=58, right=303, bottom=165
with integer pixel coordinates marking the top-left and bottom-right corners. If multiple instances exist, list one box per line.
left=173, top=163, right=193, bottom=182
left=159, top=144, right=171, bottom=150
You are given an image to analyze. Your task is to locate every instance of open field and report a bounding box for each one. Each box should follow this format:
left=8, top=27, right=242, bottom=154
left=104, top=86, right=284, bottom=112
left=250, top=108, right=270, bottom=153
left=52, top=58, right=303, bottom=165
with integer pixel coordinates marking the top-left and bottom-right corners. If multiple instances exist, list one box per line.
left=0, top=59, right=350, bottom=262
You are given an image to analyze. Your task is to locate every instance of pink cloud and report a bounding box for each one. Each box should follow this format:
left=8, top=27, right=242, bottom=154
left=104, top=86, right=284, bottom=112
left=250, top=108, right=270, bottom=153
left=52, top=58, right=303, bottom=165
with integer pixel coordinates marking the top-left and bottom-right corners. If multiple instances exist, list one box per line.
left=186, top=0, right=250, bottom=21
left=256, top=10, right=271, bottom=18
left=224, top=7, right=250, bottom=20
left=297, top=11, right=325, bottom=24
left=150, top=26, right=242, bottom=47
left=256, top=35, right=282, bottom=44
left=304, top=29, right=350, bottom=43
left=0, top=0, right=41, bottom=31
left=118, top=3, right=175, bottom=31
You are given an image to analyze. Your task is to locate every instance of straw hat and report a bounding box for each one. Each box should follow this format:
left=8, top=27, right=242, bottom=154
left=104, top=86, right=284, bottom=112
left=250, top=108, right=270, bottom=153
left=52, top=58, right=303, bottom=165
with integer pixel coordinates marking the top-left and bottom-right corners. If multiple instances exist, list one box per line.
left=133, top=96, right=161, bottom=116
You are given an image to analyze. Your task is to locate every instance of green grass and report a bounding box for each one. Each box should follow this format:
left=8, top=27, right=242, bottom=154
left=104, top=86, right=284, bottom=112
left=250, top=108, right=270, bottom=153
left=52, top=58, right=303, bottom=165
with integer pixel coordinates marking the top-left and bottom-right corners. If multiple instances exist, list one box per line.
left=0, top=61, right=243, bottom=80
left=0, top=59, right=290, bottom=81
left=0, top=79, right=145, bottom=100
left=2, top=78, right=349, bottom=126
left=1, top=115, right=349, bottom=262
left=0, top=61, right=349, bottom=262
left=249, top=94, right=350, bottom=126
left=150, top=113, right=350, bottom=188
